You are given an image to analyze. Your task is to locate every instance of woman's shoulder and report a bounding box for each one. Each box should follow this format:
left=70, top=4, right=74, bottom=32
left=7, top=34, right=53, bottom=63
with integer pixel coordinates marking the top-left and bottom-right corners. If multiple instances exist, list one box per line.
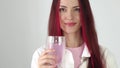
left=99, top=45, right=108, bottom=56
left=99, top=45, right=117, bottom=68
left=99, top=45, right=114, bottom=58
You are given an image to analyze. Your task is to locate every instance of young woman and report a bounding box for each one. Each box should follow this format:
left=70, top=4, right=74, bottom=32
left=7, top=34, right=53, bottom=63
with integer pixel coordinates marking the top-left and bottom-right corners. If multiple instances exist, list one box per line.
left=31, top=0, right=117, bottom=68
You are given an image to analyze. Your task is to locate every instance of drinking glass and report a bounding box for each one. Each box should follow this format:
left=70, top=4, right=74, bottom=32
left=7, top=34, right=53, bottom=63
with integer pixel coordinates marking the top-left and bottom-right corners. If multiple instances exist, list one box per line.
left=46, top=36, right=65, bottom=67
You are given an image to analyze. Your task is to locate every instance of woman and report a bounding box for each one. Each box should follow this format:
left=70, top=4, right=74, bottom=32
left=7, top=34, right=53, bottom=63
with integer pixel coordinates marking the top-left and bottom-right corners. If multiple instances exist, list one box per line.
left=31, top=0, right=117, bottom=68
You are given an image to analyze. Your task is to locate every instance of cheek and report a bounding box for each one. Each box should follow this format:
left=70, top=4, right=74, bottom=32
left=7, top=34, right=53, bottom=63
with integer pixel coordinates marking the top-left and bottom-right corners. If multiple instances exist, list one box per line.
left=60, top=15, right=65, bottom=22
left=60, top=17, right=66, bottom=32
left=75, top=15, right=81, bottom=28
left=75, top=14, right=80, bottom=21
left=60, top=15, right=65, bottom=27
left=75, top=15, right=81, bottom=25
left=60, top=19, right=64, bottom=30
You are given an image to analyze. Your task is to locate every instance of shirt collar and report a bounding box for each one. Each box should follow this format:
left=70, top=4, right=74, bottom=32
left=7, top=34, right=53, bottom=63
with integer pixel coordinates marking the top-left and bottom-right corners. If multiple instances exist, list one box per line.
left=81, top=43, right=91, bottom=57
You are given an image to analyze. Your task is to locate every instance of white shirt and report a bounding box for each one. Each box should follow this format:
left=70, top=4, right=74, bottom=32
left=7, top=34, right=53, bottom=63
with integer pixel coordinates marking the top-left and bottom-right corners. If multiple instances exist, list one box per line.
left=31, top=43, right=117, bottom=68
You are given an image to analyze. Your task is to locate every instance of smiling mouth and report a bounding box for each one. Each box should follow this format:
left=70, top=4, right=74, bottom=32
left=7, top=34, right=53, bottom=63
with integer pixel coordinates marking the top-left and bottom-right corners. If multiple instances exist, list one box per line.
left=64, top=22, right=76, bottom=27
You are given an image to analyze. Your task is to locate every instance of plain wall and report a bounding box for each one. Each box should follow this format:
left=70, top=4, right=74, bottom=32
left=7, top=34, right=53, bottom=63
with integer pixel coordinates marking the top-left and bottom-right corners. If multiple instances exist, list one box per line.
left=0, top=0, right=119, bottom=68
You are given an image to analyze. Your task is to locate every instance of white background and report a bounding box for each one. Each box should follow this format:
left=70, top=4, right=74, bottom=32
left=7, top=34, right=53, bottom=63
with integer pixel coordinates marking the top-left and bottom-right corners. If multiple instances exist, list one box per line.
left=0, top=0, right=120, bottom=68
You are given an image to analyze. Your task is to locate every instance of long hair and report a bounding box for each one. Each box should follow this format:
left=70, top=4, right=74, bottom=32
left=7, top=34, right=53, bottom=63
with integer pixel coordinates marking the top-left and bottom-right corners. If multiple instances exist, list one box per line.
left=48, top=0, right=105, bottom=68
left=48, top=0, right=62, bottom=36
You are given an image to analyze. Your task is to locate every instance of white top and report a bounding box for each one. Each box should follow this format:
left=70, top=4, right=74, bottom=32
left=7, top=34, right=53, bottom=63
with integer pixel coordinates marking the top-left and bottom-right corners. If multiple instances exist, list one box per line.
left=31, top=43, right=117, bottom=68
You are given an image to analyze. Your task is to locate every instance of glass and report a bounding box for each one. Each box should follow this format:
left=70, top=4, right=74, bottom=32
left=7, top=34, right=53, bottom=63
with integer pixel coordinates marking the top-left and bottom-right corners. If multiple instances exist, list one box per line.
left=46, top=36, right=65, bottom=67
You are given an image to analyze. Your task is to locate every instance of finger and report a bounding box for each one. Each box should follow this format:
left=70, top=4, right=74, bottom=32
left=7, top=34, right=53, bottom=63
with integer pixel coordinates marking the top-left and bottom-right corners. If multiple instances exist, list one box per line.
left=41, top=55, right=56, bottom=60
left=38, top=58, right=56, bottom=66
left=40, top=49, right=55, bottom=57
left=38, top=54, right=57, bottom=64
left=39, top=65, right=56, bottom=68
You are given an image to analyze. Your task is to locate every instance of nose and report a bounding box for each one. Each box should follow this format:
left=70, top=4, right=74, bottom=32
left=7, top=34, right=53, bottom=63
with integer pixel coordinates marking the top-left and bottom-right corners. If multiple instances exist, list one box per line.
left=66, top=10, right=73, bottom=20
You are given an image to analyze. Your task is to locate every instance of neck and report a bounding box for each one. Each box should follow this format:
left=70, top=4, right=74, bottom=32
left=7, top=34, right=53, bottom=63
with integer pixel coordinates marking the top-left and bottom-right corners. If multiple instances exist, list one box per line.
left=64, top=31, right=83, bottom=48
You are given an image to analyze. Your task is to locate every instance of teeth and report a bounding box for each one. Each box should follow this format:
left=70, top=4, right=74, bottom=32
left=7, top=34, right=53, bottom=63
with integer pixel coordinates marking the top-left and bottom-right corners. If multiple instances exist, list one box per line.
left=65, top=23, right=76, bottom=26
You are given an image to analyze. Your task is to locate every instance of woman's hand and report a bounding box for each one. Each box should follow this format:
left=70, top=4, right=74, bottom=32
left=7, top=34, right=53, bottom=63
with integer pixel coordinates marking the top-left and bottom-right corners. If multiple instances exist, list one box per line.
left=38, top=49, right=57, bottom=68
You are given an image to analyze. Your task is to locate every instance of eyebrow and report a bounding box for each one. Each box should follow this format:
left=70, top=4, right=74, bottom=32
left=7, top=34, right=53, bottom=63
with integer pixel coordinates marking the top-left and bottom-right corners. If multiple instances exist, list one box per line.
left=60, top=5, right=67, bottom=8
left=73, top=6, right=80, bottom=8
left=60, top=5, right=80, bottom=8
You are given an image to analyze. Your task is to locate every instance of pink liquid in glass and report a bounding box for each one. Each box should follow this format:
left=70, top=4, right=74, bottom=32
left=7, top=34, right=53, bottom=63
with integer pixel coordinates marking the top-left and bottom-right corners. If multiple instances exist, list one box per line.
left=49, top=43, right=65, bottom=64
left=47, top=36, right=65, bottom=67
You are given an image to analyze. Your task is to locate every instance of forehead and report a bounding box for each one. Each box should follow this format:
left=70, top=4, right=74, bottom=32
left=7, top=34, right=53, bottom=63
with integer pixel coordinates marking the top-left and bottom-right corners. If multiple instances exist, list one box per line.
left=60, top=0, right=79, bottom=6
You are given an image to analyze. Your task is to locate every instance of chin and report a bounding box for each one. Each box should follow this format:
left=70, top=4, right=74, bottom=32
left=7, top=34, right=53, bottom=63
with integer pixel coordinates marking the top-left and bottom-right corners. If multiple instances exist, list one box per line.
left=64, top=30, right=77, bottom=34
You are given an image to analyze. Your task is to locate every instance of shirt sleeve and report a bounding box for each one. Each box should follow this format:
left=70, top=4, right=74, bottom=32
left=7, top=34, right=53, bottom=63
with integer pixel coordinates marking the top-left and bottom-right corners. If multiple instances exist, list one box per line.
left=103, top=48, right=118, bottom=68
left=31, top=47, right=45, bottom=68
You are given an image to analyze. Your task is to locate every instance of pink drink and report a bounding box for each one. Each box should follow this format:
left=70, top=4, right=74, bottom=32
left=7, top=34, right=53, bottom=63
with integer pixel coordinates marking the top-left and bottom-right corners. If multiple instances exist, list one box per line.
left=52, top=43, right=64, bottom=64
left=47, top=36, right=65, bottom=65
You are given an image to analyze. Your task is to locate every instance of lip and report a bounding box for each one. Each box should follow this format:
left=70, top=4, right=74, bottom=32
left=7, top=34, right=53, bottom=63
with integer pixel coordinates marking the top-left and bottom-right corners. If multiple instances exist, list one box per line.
left=64, top=22, right=76, bottom=26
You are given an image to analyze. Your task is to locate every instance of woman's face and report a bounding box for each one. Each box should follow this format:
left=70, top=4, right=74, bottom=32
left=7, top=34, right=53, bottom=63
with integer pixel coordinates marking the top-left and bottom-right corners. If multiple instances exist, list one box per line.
left=59, top=0, right=81, bottom=34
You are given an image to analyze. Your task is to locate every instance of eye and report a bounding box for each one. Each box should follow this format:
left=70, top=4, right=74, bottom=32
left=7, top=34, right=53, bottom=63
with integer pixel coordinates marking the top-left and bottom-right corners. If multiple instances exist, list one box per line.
left=74, top=8, right=80, bottom=12
left=59, top=8, right=66, bottom=12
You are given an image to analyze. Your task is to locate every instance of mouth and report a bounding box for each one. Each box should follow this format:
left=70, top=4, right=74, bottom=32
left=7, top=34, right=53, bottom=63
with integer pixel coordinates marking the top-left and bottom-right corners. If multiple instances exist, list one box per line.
left=64, top=22, right=76, bottom=27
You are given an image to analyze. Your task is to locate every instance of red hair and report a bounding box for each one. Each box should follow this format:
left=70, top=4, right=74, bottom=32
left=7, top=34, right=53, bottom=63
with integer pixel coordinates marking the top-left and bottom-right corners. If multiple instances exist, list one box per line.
left=48, top=0, right=105, bottom=68
left=48, top=0, right=62, bottom=36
